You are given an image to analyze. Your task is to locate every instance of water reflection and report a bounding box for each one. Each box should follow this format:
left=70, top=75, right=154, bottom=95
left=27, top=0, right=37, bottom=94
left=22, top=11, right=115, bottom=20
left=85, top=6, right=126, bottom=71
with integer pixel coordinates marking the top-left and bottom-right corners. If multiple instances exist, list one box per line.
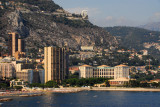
left=2, top=91, right=160, bottom=107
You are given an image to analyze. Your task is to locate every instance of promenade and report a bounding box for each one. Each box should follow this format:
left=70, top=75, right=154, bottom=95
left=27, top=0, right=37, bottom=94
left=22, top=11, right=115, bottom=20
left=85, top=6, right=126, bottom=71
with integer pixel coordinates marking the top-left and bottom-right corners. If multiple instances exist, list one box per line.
left=90, top=87, right=160, bottom=92
left=1, top=87, right=160, bottom=97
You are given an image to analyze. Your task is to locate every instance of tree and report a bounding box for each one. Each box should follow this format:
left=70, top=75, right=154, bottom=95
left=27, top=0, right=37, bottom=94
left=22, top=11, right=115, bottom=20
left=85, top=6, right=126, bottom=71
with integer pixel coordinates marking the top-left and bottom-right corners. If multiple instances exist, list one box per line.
left=105, top=80, right=110, bottom=87
left=151, top=82, right=159, bottom=88
left=13, top=86, right=23, bottom=90
left=45, top=80, right=58, bottom=88
left=0, top=83, right=7, bottom=89
left=128, top=80, right=140, bottom=87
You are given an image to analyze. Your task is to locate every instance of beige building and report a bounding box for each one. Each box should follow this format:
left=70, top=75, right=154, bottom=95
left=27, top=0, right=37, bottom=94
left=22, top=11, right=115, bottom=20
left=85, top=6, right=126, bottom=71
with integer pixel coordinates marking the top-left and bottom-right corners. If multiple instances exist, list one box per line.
left=0, top=63, right=16, bottom=79
left=114, top=64, right=130, bottom=79
left=8, top=32, right=25, bottom=57
left=81, top=46, right=94, bottom=51
left=109, top=77, right=130, bottom=86
left=16, top=69, right=33, bottom=84
left=44, top=46, right=67, bottom=83
left=93, top=65, right=114, bottom=78
left=10, top=79, right=26, bottom=88
left=8, top=32, right=18, bottom=56
left=79, top=65, right=93, bottom=78
left=109, top=64, right=130, bottom=86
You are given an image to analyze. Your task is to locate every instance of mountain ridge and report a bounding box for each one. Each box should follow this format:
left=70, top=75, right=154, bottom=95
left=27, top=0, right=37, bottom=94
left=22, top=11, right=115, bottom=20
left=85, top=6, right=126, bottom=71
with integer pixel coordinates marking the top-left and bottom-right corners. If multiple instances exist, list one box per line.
left=139, top=22, right=160, bottom=32
left=0, top=0, right=118, bottom=50
left=104, top=26, right=160, bottom=61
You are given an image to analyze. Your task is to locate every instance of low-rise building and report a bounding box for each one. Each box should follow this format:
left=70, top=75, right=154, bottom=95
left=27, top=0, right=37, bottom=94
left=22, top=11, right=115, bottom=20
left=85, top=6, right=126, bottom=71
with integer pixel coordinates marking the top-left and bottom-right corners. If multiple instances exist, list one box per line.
left=79, top=65, right=93, bottom=78
left=69, top=66, right=79, bottom=74
left=16, top=69, right=33, bottom=84
left=109, top=77, right=130, bottom=86
left=10, top=79, right=26, bottom=88
left=93, top=65, right=114, bottom=78
left=114, top=64, right=130, bottom=79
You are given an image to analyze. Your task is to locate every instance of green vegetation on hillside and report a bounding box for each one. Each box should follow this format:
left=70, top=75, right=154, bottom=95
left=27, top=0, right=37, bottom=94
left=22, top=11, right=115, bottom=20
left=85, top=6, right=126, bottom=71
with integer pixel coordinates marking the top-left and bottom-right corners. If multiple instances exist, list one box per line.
left=104, top=26, right=160, bottom=61
left=2, top=0, right=61, bottom=12
left=69, top=52, right=159, bottom=67
left=105, top=26, right=160, bottom=50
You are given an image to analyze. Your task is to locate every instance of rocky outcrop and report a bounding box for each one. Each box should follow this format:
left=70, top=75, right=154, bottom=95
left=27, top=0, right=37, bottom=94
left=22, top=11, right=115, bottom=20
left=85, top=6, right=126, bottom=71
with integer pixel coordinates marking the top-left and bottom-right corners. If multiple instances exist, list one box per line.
left=0, top=1, right=118, bottom=49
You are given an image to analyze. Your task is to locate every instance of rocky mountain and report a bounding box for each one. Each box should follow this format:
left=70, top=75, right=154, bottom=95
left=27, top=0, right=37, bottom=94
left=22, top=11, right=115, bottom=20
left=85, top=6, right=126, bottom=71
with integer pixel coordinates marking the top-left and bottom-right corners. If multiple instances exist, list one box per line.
left=139, top=22, right=160, bottom=32
left=0, top=0, right=118, bottom=50
left=104, top=26, right=160, bottom=61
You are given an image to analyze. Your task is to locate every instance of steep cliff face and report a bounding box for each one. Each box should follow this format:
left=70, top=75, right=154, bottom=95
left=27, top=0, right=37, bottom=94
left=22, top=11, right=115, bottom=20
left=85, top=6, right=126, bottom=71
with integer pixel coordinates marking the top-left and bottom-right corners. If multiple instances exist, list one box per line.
left=0, top=0, right=118, bottom=49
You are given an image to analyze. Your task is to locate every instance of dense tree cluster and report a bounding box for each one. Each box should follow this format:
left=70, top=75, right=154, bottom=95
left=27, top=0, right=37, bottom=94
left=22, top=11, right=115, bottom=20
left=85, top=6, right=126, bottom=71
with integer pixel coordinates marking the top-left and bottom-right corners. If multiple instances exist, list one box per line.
left=62, top=78, right=109, bottom=87
left=125, top=80, right=160, bottom=88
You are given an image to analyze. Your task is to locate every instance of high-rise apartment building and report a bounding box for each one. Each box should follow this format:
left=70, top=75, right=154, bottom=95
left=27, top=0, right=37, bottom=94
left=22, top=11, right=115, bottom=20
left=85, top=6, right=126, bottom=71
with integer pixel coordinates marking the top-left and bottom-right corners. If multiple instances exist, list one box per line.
left=8, top=32, right=25, bottom=57
left=8, top=32, right=18, bottom=56
left=44, top=46, right=68, bottom=83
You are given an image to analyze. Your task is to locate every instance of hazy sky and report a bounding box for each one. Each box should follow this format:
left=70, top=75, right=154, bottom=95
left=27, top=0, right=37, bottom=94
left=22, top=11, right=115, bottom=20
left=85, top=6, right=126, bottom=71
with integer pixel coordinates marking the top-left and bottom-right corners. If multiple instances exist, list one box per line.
left=53, top=0, right=160, bottom=27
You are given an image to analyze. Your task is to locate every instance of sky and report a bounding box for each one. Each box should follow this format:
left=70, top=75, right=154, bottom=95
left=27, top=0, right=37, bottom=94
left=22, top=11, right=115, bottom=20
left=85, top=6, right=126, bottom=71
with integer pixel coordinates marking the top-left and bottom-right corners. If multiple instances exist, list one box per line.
left=53, top=0, right=160, bottom=27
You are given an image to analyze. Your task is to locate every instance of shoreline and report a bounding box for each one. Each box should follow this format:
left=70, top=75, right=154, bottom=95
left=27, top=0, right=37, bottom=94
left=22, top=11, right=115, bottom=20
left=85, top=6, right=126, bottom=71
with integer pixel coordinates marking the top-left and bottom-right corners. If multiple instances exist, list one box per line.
left=90, top=87, right=160, bottom=92
left=1, top=87, right=160, bottom=97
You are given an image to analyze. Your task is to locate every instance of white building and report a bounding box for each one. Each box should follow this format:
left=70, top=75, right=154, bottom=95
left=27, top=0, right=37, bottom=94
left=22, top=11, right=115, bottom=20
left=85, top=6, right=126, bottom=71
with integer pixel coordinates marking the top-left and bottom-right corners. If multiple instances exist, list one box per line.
left=93, top=65, right=114, bottom=78
left=81, top=46, right=94, bottom=51
left=79, top=65, right=93, bottom=78
left=114, top=65, right=130, bottom=79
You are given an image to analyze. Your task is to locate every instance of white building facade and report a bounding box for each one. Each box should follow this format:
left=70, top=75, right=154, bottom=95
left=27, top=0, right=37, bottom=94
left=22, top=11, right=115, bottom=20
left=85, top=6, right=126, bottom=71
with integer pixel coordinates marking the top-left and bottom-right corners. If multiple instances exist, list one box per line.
left=79, top=65, right=93, bottom=78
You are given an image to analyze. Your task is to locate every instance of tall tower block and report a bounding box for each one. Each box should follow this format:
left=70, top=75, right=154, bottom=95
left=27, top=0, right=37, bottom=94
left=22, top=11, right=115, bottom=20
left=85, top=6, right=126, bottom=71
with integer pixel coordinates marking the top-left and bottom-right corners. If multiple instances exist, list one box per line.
left=44, top=46, right=68, bottom=83
left=8, top=32, right=18, bottom=56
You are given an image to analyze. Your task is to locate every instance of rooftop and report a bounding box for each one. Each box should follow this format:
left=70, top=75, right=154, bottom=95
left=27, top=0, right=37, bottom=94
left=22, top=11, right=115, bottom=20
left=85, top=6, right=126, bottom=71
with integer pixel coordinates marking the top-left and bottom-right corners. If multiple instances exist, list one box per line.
left=97, top=65, right=110, bottom=67
left=80, top=64, right=92, bottom=67
left=115, top=64, right=128, bottom=67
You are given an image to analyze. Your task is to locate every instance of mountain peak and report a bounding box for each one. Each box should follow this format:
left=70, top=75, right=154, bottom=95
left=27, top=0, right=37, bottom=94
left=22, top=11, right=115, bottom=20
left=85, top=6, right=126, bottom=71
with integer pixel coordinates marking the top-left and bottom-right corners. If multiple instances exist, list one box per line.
left=139, top=22, right=160, bottom=32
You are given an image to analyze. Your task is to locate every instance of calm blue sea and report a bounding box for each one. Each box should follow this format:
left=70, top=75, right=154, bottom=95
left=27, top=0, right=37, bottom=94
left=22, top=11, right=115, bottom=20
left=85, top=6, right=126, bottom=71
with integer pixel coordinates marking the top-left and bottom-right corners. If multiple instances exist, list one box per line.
left=1, top=91, right=160, bottom=107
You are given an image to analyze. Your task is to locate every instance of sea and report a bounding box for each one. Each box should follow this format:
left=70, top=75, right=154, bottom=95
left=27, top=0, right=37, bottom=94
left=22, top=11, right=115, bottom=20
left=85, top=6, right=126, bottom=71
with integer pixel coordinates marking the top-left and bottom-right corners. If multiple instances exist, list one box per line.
left=1, top=91, right=160, bottom=107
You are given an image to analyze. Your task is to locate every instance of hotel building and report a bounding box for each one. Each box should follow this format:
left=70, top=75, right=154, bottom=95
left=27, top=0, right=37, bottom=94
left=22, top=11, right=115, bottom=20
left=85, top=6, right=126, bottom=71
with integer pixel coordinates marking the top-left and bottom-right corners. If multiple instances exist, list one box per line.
left=93, top=65, right=114, bottom=78
left=114, top=65, right=130, bottom=79
left=79, top=65, right=93, bottom=78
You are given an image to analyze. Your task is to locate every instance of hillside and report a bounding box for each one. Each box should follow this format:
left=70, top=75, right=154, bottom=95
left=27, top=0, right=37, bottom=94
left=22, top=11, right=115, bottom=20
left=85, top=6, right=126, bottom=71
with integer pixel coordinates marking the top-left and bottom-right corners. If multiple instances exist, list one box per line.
left=139, top=22, right=160, bottom=32
left=0, top=0, right=118, bottom=50
left=104, top=26, right=160, bottom=60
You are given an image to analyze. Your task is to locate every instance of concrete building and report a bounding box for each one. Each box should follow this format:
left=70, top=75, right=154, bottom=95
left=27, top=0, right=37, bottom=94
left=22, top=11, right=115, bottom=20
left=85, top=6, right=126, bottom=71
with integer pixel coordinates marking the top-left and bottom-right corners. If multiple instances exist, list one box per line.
left=33, top=69, right=44, bottom=84
left=10, top=79, right=26, bottom=88
left=109, top=64, right=130, bottom=86
left=16, top=69, right=33, bottom=84
left=44, top=46, right=68, bottom=83
left=109, top=77, right=130, bottom=86
left=79, top=65, right=93, bottom=78
left=114, top=64, right=130, bottom=79
left=69, top=66, right=79, bottom=74
left=93, top=65, right=114, bottom=78
left=0, top=63, right=16, bottom=79
left=8, top=32, right=18, bottom=56
left=18, top=38, right=25, bottom=52
left=8, top=32, right=25, bottom=57
left=81, top=46, right=94, bottom=51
